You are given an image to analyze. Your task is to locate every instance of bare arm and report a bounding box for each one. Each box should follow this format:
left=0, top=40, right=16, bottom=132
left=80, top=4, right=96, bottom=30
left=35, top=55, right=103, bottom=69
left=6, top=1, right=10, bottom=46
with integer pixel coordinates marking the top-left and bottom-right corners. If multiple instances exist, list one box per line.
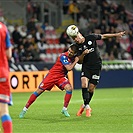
left=78, top=48, right=93, bottom=64
left=6, top=47, right=12, bottom=60
left=65, top=57, right=79, bottom=71
left=101, top=31, right=126, bottom=39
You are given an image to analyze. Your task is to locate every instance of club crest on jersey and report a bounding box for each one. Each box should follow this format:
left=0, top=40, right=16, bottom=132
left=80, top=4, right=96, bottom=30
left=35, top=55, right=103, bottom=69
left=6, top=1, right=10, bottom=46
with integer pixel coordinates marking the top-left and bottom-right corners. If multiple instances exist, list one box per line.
left=83, top=45, right=87, bottom=49
left=88, top=41, right=92, bottom=45
left=64, top=60, right=68, bottom=63
left=92, top=75, right=100, bottom=79
left=40, top=83, right=44, bottom=87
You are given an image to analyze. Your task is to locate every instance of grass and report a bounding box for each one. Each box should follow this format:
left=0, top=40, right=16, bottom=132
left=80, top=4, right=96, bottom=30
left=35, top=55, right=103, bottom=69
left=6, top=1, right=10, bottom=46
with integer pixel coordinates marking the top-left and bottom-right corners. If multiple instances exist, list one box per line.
left=2, top=88, right=133, bottom=133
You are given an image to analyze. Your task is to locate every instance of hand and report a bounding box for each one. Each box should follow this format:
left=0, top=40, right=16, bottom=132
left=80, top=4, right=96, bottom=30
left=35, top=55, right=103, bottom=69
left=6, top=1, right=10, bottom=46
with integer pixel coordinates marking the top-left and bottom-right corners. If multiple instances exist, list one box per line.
left=83, top=49, right=90, bottom=55
left=116, top=31, right=126, bottom=38
left=83, top=48, right=94, bottom=55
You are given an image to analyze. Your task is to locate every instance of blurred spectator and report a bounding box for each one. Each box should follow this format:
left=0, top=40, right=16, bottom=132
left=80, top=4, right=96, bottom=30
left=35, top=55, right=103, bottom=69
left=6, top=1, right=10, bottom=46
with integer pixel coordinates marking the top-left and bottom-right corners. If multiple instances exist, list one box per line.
left=37, top=37, right=47, bottom=53
left=116, top=2, right=125, bottom=13
left=36, top=24, right=45, bottom=42
left=23, top=34, right=33, bottom=50
left=100, top=0, right=110, bottom=20
left=32, top=2, right=41, bottom=21
left=84, top=0, right=98, bottom=20
left=128, top=20, right=133, bottom=31
left=26, top=17, right=36, bottom=33
left=127, top=40, right=133, bottom=58
left=59, top=30, right=71, bottom=46
left=63, top=0, right=70, bottom=14
left=19, top=45, right=26, bottom=62
left=68, top=0, right=80, bottom=22
left=104, top=38, right=116, bottom=56
left=78, top=13, right=89, bottom=35
left=12, top=24, right=22, bottom=48
left=97, top=19, right=107, bottom=33
left=12, top=48, right=19, bottom=62
left=19, top=26, right=27, bottom=38
left=25, top=44, right=40, bottom=62
left=121, top=50, right=132, bottom=60
left=26, top=0, right=33, bottom=21
left=116, top=19, right=130, bottom=32
left=128, top=29, right=133, bottom=42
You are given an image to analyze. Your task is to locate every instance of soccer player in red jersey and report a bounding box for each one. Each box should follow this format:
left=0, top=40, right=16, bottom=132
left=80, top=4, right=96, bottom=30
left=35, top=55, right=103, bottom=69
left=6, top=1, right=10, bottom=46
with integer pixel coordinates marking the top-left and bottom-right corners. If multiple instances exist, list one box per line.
left=0, top=21, right=13, bottom=133
left=19, top=44, right=89, bottom=118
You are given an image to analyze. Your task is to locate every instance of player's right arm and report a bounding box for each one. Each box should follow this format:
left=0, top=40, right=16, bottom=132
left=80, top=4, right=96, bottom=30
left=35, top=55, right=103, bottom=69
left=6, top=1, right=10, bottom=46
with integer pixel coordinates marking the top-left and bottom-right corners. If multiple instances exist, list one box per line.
left=64, top=56, right=79, bottom=71
left=60, top=55, right=79, bottom=71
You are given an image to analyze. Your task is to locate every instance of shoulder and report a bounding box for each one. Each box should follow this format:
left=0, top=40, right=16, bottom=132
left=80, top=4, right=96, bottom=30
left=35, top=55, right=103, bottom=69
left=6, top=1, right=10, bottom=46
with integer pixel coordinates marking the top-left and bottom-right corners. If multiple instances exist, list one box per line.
left=0, top=22, right=7, bottom=30
left=60, top=52, right=68, bottom=59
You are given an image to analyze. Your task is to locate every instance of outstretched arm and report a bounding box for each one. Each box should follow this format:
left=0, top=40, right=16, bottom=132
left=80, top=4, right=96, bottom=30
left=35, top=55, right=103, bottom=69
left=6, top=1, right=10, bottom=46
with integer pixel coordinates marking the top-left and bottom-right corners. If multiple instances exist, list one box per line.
left=101, top=31, right=126, bottom=39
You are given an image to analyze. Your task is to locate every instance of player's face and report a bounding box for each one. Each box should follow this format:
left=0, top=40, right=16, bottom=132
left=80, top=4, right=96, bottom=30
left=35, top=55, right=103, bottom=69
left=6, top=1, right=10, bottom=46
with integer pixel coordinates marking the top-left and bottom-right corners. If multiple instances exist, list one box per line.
left=72, top=33, right=85, bottom=44
left=68, top=48, right=75, bottom=57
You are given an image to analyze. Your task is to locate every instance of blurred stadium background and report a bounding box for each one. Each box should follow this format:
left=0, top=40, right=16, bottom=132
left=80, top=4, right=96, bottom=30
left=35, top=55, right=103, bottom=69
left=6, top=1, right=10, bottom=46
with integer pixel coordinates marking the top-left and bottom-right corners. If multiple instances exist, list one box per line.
left=0, top=0, right=132, bottom=132
left=0, top=0, right=132, bottom=91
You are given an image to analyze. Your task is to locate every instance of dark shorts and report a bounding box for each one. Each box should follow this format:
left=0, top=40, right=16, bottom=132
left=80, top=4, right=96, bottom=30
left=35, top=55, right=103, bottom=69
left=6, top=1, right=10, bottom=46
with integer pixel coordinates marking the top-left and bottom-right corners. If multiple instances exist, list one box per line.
left=81, top=65, right=102, bottom=85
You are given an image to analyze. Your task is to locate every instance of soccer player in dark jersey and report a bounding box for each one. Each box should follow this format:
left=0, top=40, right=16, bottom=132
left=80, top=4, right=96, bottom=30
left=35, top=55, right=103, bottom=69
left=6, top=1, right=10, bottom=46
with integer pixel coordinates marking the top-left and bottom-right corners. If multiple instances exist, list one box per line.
left=19, top=44, right=89, bottom=118
left=66, top=25, right=125, bottom=117
left=0, top=21, right=13, bottom=133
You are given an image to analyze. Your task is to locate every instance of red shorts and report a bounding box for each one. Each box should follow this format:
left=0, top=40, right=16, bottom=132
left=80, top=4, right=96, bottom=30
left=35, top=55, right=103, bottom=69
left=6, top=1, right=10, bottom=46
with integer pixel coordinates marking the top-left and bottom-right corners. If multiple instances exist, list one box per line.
left=38, top=73, right=70, bottom=91
left=0, top=77, right=10, bottom=103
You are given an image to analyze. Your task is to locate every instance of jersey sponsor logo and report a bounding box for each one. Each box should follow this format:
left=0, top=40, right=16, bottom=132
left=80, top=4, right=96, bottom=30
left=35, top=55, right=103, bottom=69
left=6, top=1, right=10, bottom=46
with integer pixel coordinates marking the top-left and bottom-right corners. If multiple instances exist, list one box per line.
left=81, top=72, right=84, bottom=76
left=88, top=41, right=92, bottom=45
left=89, top=48, right=94, bottom=53
left=64, top=60, right=68, bottom=63
left=83, top=45, right=87, bottom=49
left=92, top=75, right=100, bottom=79
left=40, top=83, right=44, bottom=87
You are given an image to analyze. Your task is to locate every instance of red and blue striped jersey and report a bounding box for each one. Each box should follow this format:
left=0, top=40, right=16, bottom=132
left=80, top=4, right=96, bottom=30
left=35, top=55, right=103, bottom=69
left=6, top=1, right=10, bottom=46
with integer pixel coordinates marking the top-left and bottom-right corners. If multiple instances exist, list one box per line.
left=49, top=51, right=75, bottom=77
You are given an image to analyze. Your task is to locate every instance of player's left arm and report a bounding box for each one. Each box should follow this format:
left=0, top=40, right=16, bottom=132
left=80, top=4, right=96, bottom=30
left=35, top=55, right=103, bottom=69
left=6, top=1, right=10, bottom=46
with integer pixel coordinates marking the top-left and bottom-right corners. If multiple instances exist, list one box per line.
left=64, top=56, right=79, bottom=71
left=101, top=31, right=126, bottom=39
left=6, top=31, right=12, bottom=59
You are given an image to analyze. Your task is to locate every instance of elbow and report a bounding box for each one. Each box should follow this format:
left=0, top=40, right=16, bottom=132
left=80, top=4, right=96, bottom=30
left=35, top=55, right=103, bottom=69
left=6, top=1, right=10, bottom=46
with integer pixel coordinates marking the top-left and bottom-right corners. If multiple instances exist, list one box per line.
left=78, top=60, right=83, bottom=64
left=78, top=59, right=83, bottom=64
left=7, top=55, right=12, bottom=60
left=66, top=68, right=72, bottom=71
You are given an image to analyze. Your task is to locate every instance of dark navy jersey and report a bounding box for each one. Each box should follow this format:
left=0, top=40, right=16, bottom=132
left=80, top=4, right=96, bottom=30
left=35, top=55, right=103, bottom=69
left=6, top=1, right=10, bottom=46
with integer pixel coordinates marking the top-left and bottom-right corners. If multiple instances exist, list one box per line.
left=76, top=34, right=102, bottom=69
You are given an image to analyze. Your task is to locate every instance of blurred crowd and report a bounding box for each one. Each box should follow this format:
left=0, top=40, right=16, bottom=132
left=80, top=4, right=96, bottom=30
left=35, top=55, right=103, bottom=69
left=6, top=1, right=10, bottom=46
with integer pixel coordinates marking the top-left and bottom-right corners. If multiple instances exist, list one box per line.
left=0, top=0, right=133, bottom=63
left=63, top=0, right=133, bottom=60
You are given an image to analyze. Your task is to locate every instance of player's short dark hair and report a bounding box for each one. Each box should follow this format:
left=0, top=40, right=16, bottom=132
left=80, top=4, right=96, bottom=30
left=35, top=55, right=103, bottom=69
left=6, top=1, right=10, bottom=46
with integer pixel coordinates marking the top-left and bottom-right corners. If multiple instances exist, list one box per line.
left=69, top=43, right=78, bottom=53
